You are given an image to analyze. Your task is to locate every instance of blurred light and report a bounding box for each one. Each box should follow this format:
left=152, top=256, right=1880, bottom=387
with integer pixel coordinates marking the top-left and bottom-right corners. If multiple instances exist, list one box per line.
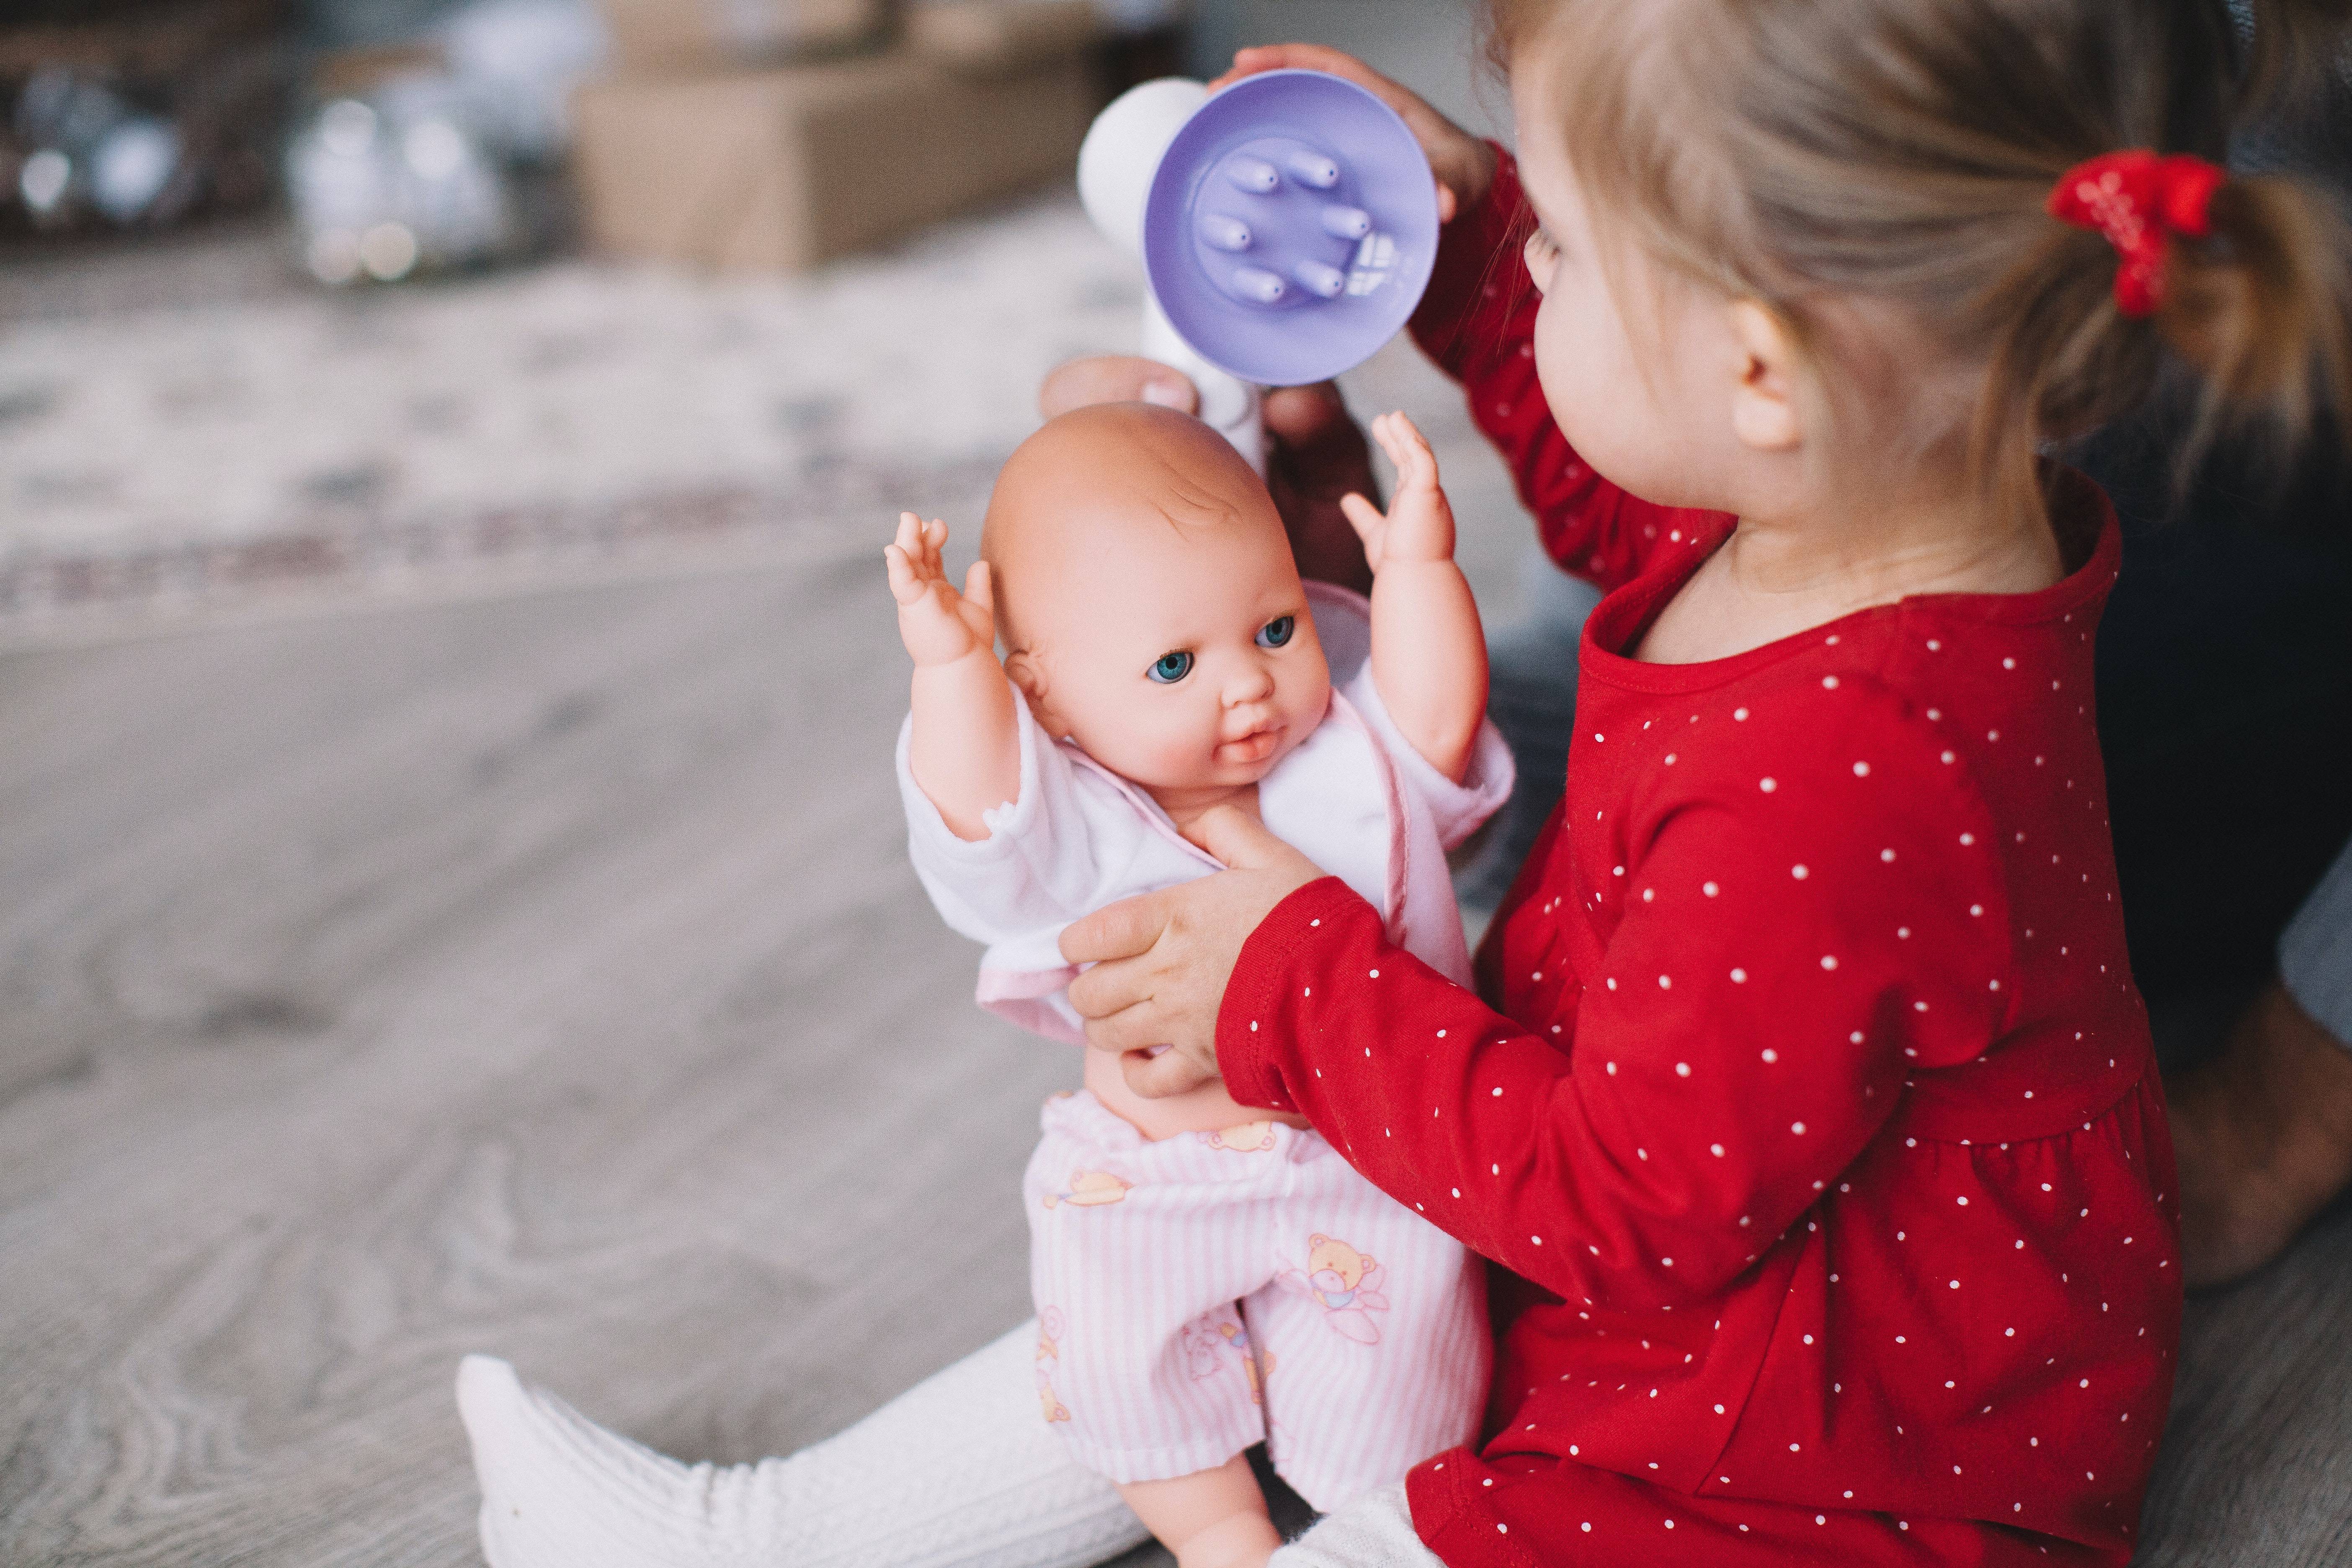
left=319, top=99, right=379, bottom=159
left=404, top=119, right=467, bottom=180
left=90, top=119, right=180, bottom=222
left=441, top=0, right=609, bottom=163
left=308, top=228, right=363, bottom=284
left=360, top=222, right=419, bottom=280
left=19, top=149, right=70, bottom=214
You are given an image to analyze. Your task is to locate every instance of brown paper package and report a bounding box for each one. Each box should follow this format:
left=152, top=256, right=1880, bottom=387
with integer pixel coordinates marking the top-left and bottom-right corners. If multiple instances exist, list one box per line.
left=571, top=41, right=1101, bottom=273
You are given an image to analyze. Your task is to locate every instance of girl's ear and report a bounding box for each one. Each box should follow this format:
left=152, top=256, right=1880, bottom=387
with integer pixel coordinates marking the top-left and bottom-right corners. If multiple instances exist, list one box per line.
left=1727, top=299, right=1804, bottom=454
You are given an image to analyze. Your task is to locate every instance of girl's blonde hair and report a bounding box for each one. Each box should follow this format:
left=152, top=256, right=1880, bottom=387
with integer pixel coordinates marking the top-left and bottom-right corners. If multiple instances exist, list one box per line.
left=1488, top=0, right=2352, bottom=520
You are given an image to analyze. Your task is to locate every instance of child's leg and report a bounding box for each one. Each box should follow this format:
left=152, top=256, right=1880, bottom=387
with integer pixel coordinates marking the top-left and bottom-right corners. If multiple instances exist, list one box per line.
left=1119, top=1454, right=1284, bottom=1568
left=458, top=1323, right=1148, bottom=1568
left=1266, top=1484, right=1442, bottom=1568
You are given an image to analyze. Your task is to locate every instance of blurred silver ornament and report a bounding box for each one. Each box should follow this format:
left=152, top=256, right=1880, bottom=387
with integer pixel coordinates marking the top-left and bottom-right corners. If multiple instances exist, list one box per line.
left=287, top=80, right=514, bottom=285
left=89, top=117, right=183, bottom=223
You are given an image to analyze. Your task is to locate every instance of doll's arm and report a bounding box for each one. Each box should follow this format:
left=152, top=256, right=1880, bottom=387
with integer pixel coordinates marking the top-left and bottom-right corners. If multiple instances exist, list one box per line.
left=885, top=512, right=1019, bottom=841
left=1338, top=413, right=1488, bottom=784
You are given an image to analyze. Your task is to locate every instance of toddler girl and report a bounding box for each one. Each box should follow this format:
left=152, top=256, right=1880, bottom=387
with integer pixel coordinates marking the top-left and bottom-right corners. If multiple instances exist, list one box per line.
left=458, top=3, right=2351, bottom=1564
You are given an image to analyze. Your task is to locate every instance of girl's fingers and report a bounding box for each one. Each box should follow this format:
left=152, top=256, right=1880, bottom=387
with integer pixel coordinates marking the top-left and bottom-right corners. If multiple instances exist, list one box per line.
left=1211, top=45, right=1494, bottom=217
left=1121, top=1046, right=1219, bottom=1100
left=1214, top=44, right=1392, bottom=106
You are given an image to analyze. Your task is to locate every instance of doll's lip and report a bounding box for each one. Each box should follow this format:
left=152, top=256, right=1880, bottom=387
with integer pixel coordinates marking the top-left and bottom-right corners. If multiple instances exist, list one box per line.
left=1216, top=725, right=1282, bottom=763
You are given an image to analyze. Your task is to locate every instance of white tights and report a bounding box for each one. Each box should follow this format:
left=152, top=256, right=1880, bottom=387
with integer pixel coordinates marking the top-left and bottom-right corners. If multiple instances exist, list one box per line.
left=457, top=1321, right=1440, bottom=1568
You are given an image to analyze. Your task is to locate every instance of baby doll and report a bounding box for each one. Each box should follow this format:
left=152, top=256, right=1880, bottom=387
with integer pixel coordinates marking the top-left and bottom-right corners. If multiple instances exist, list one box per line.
left=885, top=401, right=1508, bottom=1568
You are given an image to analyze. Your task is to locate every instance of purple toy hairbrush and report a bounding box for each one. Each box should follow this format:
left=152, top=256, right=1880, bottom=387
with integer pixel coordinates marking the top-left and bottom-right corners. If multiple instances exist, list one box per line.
left=1140, top=70, right=1442, bottom=387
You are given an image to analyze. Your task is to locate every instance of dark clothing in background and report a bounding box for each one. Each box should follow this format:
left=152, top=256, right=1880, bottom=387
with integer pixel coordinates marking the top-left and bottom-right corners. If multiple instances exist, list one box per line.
left=2077, top=410, right=2352, bottom=1005
left=2076, top=64, right=2352, bottom=1009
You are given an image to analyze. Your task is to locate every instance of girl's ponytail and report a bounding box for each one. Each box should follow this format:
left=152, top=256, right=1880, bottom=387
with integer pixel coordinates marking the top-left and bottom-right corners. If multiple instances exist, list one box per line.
left=2141, top=0, right=2352, bottom=450
left=2157, top=172, right=2352, bottom=448
left=2002, top=4, right=2352, bottom=500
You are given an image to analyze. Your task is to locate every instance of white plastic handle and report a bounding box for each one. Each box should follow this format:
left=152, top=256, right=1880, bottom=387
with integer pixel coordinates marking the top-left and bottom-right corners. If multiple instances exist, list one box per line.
left=1078, top=78, right=1269, bottom=475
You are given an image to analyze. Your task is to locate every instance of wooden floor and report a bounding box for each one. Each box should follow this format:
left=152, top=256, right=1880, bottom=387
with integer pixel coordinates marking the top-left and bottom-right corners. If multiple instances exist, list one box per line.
left=5, top=513, right=2351, bottom=1565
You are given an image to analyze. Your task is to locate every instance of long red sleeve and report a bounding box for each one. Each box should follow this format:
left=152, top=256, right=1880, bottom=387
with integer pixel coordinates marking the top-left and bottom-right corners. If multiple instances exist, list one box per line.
left=1222, top=678, right=2009, bottom=1310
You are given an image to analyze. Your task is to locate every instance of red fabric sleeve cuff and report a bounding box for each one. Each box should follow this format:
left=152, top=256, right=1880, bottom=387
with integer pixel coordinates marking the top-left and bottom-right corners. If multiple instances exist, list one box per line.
left=1213, top=875, right=1379, bottom=1114
left=1408, top=142, right=1530, bottom=379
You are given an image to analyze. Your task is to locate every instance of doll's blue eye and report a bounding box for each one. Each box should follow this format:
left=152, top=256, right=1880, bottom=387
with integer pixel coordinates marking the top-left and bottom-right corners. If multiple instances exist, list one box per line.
left=1148, top=650, right=1194, bottom=683
left=1256, top=616, right=1295, bottom=649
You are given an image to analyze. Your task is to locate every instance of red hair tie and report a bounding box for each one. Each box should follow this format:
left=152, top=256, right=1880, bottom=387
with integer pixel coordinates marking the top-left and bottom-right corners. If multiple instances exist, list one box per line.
left=2048, top=150, right=2228, bottom=317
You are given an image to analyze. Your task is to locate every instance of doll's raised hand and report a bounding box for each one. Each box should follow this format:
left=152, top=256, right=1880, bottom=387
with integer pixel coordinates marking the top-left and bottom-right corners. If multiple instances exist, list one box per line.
left=885, top=511, right=998, bottom=669
left=886, top=510, right=1018, bottom=841
left=1336, top=413, right=1485, bottom=785
left=1338, top=412, right=1457, bottom=571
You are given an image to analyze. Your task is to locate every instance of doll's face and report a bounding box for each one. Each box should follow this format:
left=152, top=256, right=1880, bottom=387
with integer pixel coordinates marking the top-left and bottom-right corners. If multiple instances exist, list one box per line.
left=983, top=405, right=1333, bottom=798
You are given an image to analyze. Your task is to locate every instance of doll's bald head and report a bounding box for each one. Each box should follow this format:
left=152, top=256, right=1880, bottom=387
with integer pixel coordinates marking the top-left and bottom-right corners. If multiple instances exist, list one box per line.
left=974, top=402, right=1329, bottom=795
left=979, top=403, right=1289, bottom=648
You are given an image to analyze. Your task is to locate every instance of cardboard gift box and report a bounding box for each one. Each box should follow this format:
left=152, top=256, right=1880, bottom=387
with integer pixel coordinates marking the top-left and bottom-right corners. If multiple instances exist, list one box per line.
left=595, top=0, right=887, bottom=70
left=571, top=43, right=1099, bottom=272
left=904, top=0, right=1101, bottom=73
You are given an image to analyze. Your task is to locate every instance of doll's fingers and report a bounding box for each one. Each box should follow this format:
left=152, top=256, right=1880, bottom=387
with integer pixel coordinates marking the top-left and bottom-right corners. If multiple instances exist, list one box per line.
left=1388, top=412, right=1436, bottom=477
left=1373, top=411, right=1434, bottom=489
left=893, top=511, right=925, bottom=560
left=962, top=559, right=994, bottom=615
left=1338, top=491, right=1386, bottom=544
left=883, top=544, right=922, bottom=604
left=886, top=544, right=944, bottom=606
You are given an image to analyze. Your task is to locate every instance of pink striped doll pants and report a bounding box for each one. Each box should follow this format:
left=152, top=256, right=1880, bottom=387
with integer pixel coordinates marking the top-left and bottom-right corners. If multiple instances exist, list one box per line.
left=1023, top=1088, right=1490, bottom=1511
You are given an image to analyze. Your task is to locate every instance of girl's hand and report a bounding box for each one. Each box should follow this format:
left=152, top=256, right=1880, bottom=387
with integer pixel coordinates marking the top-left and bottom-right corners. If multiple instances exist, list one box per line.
left=885, top=512, right=996, bottom=668
left=1060, top=806, right=1326, bottom=1099
left=1209, top=45, right=1497, bottom=224
left=1340, top=412, right=1457, bottom=570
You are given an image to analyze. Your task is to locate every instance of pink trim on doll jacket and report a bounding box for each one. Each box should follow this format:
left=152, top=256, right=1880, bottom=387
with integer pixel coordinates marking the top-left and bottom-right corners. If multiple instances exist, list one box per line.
left=897, top=582, right=1511, bottom=1046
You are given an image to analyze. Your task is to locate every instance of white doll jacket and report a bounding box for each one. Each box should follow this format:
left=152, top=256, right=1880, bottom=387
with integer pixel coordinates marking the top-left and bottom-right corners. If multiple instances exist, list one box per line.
left=895, top=581, right=1514, bottom=1044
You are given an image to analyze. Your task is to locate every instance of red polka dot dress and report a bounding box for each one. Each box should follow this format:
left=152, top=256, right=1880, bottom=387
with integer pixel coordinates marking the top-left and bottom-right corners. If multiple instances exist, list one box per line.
left=1214, top=150, right=2181, bottom=1565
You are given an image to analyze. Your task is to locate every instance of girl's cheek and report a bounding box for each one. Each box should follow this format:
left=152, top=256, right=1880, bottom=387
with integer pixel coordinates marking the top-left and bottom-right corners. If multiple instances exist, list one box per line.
left=1529, top=306, right=1587, bottom=441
